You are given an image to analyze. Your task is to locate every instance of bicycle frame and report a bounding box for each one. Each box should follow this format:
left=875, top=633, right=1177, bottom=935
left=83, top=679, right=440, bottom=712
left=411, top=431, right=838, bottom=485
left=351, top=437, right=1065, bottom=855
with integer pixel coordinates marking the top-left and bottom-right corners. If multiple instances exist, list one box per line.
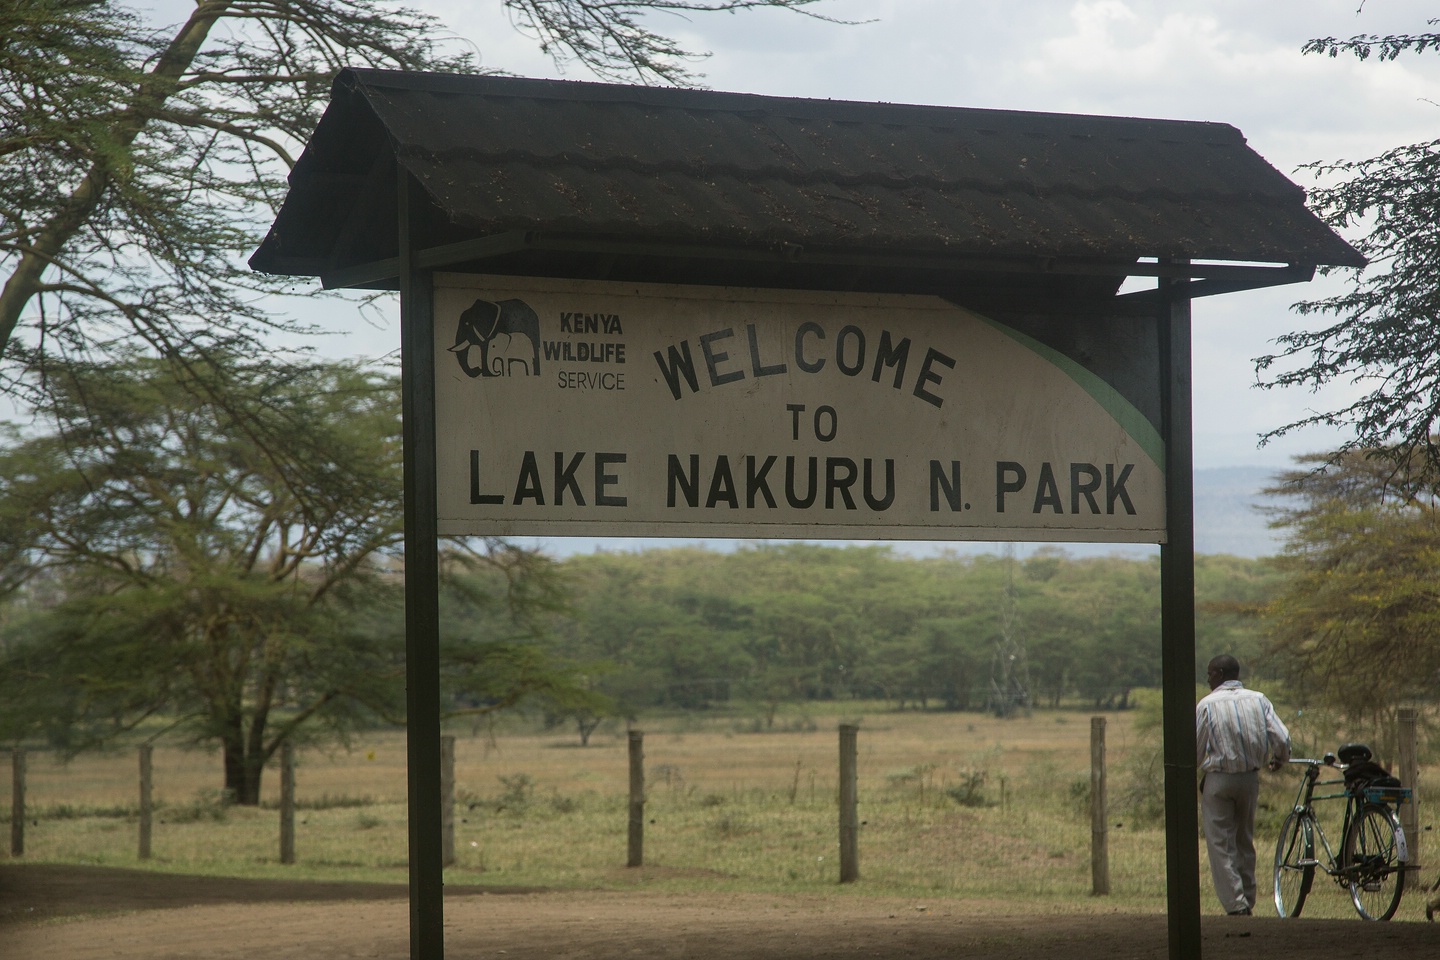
left=1274, top=754, right=1411, bottom=920
left=1284, top=759, right=1358, bottom=883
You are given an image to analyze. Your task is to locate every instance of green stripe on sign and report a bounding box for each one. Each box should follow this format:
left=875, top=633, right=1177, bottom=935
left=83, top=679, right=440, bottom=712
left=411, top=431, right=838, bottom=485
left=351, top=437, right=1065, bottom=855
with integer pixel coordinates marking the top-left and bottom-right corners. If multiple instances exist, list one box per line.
left=976, top=315, right=1165, bottom=473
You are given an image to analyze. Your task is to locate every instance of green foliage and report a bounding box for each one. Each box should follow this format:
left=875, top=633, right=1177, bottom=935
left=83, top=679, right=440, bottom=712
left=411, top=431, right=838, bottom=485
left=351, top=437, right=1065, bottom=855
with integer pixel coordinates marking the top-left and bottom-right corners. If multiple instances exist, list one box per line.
left=460, top=772, right=583, bottom=818
left=494, top=773, right=537, bottom=814
left=437, top=543, right=610, bottom=728
left=1258, top=21, right=1440, bottom=477
left=1195, top=553, right=1282, bottom=674
left=0, top=355, right=587, bottom=802
left=0, top=0, right=468, bottom=394
left=733, top=713, right=817, bottom=735
left=943, top=769, right=991, bottom=808
left=1114, top=689, right=1166, bottom=825
left=0, top=354, right=406, bottom=792
left=1301, top=27, right=1440, bottom=62
left=1262, top=451, right=1440, bottom=752
left=549, top=544, right=1277, bottom=716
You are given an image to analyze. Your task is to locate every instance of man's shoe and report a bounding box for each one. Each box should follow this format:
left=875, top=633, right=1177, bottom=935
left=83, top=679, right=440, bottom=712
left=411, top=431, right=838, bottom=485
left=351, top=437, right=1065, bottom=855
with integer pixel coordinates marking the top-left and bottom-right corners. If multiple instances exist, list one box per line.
left=1227, top=908, right=1251, bottom=916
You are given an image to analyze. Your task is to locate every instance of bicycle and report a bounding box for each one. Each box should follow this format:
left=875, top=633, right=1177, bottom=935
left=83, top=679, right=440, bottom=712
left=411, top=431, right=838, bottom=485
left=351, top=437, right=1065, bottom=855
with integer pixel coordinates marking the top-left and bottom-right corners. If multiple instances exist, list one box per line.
left=1273, top=743, right=1411, bottom=921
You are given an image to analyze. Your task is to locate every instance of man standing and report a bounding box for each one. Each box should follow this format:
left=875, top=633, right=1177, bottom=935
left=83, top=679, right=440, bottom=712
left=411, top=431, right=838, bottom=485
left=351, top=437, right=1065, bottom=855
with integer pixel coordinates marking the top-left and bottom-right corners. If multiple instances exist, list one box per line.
left=1195, top=654, right=1291, bottom=916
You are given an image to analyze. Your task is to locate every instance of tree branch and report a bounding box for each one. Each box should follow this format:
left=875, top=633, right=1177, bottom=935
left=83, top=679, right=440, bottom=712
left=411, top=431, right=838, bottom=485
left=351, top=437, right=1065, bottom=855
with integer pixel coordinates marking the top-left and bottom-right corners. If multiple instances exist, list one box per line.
left=159, top=110, right=298, bottom=169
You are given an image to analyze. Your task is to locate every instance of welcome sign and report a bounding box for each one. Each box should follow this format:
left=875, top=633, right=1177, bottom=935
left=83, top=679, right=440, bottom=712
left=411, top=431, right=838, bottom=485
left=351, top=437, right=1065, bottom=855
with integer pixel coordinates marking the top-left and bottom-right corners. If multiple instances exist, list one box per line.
left=433, top=275, right=1165, bottom=542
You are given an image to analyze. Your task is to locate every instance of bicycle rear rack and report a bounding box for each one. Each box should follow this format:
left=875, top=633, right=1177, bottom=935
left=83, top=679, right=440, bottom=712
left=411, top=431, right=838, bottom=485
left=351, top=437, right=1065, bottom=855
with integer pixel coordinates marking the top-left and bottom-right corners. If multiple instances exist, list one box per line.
left=1362, top=785, right=1412, bottom=806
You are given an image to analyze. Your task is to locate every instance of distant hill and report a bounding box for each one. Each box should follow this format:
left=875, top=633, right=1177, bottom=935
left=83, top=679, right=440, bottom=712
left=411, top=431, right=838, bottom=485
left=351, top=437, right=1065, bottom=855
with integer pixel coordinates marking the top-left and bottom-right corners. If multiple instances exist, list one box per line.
left=1194, top=465, right=1291, bottom=558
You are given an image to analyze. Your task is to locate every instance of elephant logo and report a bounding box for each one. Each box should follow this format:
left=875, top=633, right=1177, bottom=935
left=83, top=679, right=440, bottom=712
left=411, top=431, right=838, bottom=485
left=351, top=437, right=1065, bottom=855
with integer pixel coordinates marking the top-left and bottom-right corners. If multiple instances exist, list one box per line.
left=448, top=298, right=542, bottom=379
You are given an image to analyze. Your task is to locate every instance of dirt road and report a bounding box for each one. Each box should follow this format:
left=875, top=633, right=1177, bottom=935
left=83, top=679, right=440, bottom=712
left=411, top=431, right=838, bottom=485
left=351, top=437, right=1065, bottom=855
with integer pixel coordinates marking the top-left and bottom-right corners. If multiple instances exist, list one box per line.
left=2, top=864, right=1435, bottom=960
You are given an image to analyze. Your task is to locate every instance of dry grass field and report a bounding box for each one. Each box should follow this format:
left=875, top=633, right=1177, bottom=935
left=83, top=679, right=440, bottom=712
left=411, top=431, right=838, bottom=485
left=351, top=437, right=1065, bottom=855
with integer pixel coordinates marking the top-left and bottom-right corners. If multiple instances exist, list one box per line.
left=6, top=704, right=1435, bottom=922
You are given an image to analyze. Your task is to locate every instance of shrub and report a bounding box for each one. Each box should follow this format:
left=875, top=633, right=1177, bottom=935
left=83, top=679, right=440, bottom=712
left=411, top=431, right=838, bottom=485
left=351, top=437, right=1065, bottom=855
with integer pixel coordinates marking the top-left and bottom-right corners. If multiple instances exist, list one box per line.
left=494, top=773, right=535, bottom=814
left=548, top=792, right=580, bottom=814
left=944, top=769, right=990, bottom=808
left=1114, top=746, right=1166, bottom=825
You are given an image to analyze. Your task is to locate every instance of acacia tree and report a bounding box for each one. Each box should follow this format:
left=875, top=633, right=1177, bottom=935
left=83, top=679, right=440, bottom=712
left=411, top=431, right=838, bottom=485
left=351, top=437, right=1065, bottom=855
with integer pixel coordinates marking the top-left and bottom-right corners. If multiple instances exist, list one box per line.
left=1256, top=19, right=1440, bottom=474
left=0, top=0, right=839, bottom=396
left=0, top=0, right=837, bottom=800
left=1262, top=450, right=1440, bottom=752
left=0, top=354, right=586, bottom=803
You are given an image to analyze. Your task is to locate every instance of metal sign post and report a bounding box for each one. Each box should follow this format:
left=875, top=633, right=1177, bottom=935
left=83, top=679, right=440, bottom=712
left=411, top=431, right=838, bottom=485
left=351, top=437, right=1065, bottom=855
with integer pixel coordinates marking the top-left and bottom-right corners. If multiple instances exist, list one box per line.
left=399, top=170, right=445, bottom=960
left=1159, top=270, right=1200, bottom=960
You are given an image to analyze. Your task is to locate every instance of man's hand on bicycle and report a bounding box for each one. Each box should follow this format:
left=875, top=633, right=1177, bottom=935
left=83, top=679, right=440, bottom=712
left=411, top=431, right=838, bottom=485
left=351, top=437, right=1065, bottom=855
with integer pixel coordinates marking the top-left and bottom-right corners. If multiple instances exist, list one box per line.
left=1267, top=758, right=1284, bottom=771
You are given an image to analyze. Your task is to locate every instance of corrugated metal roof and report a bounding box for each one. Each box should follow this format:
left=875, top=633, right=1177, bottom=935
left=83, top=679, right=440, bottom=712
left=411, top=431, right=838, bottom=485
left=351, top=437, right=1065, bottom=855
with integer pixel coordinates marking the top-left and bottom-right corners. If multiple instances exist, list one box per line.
left=250, top=69, right=1364, bottom=284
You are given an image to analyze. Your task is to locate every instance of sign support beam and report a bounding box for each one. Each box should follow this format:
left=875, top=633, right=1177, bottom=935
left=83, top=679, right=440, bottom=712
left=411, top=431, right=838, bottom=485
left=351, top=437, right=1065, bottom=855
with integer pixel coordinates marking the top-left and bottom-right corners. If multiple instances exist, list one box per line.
left=400, top=169, right=445, bottom=960
left=320, top=230, right=1318, bottom=300
left=1159, top=267, right=1200, bottom=960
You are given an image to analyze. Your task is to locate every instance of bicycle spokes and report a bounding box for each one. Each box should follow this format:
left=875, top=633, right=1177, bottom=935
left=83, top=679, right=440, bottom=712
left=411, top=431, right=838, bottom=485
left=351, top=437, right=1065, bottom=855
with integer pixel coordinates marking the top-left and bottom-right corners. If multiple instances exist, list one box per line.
left=1344, top=805, right=1406, bottom=921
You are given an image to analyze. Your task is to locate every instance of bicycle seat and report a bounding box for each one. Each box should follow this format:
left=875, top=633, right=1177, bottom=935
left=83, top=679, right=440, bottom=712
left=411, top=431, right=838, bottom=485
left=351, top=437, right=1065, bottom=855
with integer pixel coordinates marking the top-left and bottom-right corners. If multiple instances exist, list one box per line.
left=1337, top=743, right=1373, bottom=765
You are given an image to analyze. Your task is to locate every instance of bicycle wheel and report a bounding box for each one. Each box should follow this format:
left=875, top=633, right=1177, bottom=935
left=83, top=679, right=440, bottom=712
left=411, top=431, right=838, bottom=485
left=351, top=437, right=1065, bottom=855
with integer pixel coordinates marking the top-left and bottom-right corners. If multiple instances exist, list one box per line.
left=1343, top=803, right=1407, bottom=920
left=1274, top=810, right=1315, bottom=918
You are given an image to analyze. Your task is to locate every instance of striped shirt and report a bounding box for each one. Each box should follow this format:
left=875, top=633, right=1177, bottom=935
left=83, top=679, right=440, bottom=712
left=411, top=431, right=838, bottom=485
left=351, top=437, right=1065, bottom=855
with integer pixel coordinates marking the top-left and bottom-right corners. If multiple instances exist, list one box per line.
left=1195, top=681, right=1291, bottom=774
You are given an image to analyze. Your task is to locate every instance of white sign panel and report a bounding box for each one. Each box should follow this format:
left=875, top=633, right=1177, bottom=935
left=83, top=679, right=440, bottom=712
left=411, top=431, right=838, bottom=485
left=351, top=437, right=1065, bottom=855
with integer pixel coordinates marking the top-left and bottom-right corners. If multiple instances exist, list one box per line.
left=434, top=275, right=1165, bottom=542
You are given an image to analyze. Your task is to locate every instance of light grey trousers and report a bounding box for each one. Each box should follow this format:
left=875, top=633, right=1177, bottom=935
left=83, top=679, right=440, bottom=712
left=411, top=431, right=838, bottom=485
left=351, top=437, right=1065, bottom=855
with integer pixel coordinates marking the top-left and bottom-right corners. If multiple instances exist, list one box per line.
left=1201, top=769, right=1261, bottom=914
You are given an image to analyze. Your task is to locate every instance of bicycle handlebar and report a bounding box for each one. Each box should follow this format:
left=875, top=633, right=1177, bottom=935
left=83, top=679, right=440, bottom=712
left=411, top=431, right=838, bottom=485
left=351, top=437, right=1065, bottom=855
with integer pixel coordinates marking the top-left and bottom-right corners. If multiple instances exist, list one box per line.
left=1286, top=752, right=1340, bottom=768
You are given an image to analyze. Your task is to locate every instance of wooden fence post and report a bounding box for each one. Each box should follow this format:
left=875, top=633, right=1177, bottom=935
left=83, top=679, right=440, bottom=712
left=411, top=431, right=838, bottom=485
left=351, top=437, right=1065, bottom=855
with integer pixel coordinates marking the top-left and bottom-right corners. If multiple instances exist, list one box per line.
left=279, top=742, right=296, bottom=865
left=838, top=723, right=859, bottom=883
left=627, top=731, right=644, bottom=867
left=441, top=735, right=456, bottom=868
left=10, top=748, right=23, bottom=857
left=1398, top=707, right=1420, bottom=870
left=1091, top=717, right=1110, bottom=895
left=139, top=745, right=153, bottom=860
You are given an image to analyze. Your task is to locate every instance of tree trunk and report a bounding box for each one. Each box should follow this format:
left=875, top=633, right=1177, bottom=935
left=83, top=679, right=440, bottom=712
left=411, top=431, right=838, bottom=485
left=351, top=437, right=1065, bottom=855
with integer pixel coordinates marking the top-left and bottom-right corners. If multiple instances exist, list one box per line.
left=577, top=715, right=601, bottom=746
left=222, top=736, right=245, bottom=804
left=222, top=728, right=265, bottom=806
left=238, top=761, right=264, bottom=806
